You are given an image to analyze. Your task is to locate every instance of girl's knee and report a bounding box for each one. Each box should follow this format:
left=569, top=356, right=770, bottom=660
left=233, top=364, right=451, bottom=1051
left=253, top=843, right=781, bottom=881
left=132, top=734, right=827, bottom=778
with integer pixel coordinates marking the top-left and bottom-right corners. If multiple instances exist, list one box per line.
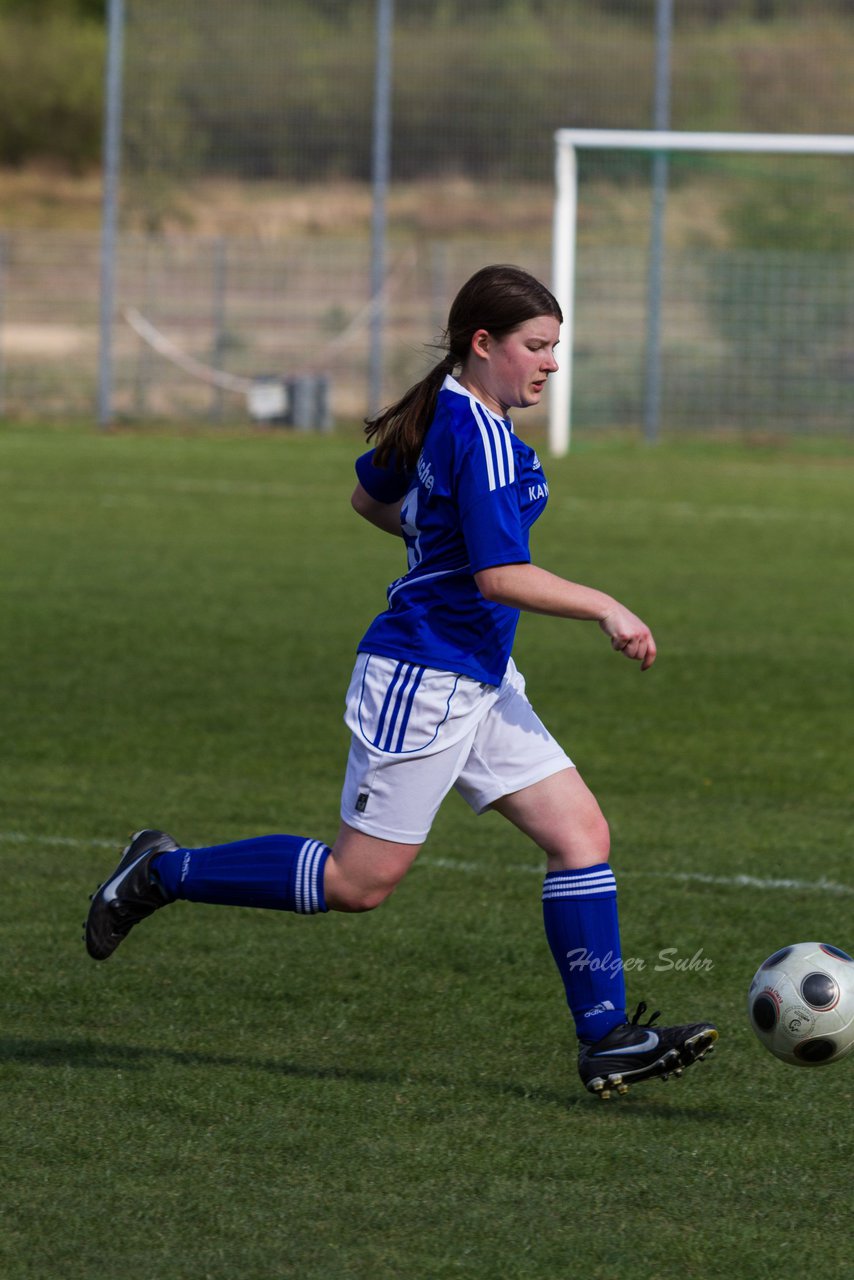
left=330, top=882, right=395, bottom=913
left=323, top=856, right=403, bottom=912
left=590, top=810, right=611, bottom=857
left=324, top=826, right=421, bottom=913
left=548, top=811, right=611, bottom=871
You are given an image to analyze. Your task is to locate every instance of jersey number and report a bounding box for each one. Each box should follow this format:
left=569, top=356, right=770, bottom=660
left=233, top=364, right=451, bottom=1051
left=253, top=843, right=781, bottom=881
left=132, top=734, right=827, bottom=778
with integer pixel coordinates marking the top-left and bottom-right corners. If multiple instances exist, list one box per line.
left=400, top=488, right=423, bottom=571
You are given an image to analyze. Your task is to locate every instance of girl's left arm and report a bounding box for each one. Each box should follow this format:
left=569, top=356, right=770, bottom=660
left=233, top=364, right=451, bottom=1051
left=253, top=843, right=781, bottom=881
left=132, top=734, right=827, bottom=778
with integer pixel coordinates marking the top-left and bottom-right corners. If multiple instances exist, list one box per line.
left=475, top=562, right=657, bottom=670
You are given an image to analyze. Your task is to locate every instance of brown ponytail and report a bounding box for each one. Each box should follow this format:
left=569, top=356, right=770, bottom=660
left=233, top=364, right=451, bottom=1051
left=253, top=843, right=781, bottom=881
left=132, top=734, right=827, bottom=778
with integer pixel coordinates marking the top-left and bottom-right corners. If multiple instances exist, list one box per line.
left=365, top=352, right=456, bottom=470
left=364, top=264, right=562, bottom=472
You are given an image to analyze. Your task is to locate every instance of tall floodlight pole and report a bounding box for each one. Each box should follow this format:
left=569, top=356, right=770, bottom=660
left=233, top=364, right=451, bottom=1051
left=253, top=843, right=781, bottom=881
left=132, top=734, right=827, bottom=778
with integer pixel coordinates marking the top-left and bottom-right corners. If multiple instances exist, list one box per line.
left=368, top=0, right=394, bottom=418
left=98, top=0, right=125, bottom=427
left=644, top=0, right=673, bottom=443
left=0, top=235, right=7, bottom=417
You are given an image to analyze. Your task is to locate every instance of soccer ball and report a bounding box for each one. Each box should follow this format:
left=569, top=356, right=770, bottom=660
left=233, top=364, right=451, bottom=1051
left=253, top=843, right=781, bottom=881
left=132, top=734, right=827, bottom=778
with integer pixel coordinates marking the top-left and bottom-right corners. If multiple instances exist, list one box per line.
left=747, top=942, right=854, bottom=1066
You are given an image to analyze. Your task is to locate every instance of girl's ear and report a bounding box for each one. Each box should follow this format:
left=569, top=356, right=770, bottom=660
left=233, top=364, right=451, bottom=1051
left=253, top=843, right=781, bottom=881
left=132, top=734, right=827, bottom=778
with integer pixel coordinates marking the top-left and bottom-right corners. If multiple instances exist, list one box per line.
left=469, top=328, right=491, bottom=361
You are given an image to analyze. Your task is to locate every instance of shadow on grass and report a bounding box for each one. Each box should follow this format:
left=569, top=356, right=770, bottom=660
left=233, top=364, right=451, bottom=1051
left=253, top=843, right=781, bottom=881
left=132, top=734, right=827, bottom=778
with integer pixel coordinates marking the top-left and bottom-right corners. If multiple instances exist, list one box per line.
left=0, top=1034, right=736, bottom=1120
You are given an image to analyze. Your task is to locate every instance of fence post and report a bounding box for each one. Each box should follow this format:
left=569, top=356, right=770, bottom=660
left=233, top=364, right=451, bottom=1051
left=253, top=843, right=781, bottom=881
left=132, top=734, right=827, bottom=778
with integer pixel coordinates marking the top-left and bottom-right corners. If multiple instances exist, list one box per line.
left=210, top=237, right=228, bottom=423
left=98, top=0, right=125, bottom=428
left=368, top=0, right=394, bottom=419
left=643, top=0, right=673, bottom=444
left=0, top=233, right=7, bottom=419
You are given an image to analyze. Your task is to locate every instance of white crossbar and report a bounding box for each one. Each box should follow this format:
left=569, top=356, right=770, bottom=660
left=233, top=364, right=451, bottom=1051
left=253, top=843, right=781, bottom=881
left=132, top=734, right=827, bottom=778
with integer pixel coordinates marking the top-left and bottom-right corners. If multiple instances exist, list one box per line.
left=550, top=129, right=854, bottom=455
left=555, top=128, right=854, bottom=157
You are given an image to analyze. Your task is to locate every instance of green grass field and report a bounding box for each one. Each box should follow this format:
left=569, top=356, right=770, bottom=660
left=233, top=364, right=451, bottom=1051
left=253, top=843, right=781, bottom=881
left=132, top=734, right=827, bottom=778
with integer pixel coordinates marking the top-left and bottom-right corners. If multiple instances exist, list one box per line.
left=1, top=423, right=852, bottom=1279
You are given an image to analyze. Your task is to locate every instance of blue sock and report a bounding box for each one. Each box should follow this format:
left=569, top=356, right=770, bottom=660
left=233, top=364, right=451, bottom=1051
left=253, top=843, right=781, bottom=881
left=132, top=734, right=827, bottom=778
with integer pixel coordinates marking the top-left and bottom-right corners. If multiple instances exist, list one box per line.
left=542, top=863, right=627, bottom=1043
left=152, top=835, right=330, bottom=914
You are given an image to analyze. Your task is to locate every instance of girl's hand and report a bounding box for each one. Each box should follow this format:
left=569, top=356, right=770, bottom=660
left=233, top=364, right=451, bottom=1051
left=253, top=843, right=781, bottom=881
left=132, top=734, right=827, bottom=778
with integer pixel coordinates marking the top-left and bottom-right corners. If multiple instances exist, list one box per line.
left=598, top=604, right=657, bottom=671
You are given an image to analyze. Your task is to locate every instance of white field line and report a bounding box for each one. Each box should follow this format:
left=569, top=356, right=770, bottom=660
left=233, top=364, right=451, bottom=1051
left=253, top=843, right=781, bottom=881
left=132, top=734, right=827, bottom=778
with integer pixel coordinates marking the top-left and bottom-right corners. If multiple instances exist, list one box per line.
left=0, top=471, right=848, bottom=524
left=0, top=475, right=304, bottom=503
left=4, top=830, right=851, bottom=896
left=557, top=497, right=849, bottom=526
left=418, top=855, right=854, bottom=896
left=2, top=830, right=118, bottom=849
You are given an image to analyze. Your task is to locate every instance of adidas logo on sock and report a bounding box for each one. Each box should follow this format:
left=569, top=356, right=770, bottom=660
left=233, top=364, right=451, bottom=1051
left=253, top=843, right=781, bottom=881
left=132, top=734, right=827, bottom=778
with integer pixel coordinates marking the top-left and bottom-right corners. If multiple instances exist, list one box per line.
left=584, top=1001, right=616, bottom=1019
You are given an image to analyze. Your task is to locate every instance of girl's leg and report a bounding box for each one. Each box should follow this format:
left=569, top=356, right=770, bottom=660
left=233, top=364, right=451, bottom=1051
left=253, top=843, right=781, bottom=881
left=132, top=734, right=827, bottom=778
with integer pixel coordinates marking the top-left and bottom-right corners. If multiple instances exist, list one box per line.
left=491, top=767, right=628, bottom=1044
left=491, top=766, right=609, bottom=870
left=324, top=823, right=422, bottom=912
left=85, top=823, right=421, bottom=960
left=493, top=767, right=718, bottom=1097
left=154, top=822, right=421, bottom=914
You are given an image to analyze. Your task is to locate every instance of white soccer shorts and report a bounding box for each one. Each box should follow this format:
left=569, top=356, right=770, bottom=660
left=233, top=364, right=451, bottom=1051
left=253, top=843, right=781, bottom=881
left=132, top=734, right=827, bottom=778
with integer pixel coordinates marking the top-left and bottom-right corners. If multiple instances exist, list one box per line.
left=340, top=653, right=573, bottom=844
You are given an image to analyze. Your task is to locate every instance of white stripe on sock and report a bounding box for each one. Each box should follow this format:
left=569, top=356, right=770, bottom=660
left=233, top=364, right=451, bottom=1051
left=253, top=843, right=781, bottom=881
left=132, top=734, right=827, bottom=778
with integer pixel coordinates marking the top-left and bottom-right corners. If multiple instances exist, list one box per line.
left=307, top=841, right=321, bottom=913
left=296, top=839, right=327, bottom=914
left=295, top=838, right=313, bottom=914
left=542, top=870, right=616, bottom=900
left=543, top=872, right=615, bottom=888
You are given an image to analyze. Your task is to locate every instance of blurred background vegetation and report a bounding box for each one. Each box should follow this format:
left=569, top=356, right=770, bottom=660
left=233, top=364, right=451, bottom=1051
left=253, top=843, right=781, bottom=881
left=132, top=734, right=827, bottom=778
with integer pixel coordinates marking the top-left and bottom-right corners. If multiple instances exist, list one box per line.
left=0, top=0, right=850, bottom=428
left=1, top=0, right=853, bottom=180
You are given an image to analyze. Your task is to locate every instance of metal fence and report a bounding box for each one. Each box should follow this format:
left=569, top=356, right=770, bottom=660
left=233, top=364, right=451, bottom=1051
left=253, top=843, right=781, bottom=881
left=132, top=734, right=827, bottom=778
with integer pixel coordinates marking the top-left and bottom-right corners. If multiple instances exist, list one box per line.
left=0, top=229, right=552, bottom=425
left=573, top=245, right=854, bottom=433
left=0, top=232, right=101, bottom=421
left=1, top=0, right=852, bottom=436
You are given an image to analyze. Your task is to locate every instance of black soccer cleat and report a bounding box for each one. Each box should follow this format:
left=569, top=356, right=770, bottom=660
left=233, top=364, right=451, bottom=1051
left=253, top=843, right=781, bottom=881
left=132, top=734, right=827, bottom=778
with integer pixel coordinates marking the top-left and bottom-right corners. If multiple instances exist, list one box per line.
left=578, top=1001, right=718, bottom=1100
left=84, top=829, right=179, bottom=961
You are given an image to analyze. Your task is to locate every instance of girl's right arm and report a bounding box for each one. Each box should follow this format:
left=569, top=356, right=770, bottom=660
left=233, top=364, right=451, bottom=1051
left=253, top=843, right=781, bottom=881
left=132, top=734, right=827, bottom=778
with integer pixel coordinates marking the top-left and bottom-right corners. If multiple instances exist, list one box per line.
left=351, top=483, right=404, bottom=538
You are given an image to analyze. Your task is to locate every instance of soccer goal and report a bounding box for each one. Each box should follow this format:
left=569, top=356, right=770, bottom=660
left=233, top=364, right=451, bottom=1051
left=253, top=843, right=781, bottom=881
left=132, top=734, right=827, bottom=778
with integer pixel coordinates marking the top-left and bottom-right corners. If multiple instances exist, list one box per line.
left=549, top=129, right=854, bottom=455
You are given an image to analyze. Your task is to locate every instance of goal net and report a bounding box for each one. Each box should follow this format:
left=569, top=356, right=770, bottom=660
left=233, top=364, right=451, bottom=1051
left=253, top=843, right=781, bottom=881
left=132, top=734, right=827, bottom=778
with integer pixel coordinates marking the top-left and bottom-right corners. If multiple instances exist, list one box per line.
left=549, top=129, right=854, bottom=454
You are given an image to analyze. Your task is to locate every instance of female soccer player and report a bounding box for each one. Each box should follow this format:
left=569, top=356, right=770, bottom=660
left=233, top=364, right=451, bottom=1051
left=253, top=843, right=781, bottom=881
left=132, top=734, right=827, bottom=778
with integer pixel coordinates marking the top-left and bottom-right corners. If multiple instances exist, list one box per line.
left=85, top=264, right=716, bottom=1098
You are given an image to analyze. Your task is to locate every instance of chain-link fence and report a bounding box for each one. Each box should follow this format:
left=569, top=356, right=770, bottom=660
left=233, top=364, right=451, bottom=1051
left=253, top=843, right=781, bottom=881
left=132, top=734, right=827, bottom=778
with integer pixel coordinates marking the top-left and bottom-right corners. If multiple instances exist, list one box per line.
left=1, top=0, right=852, bottom=435
left=0, top=232, right=101, bottom=421
left=572, top=243, right=854, bottom=433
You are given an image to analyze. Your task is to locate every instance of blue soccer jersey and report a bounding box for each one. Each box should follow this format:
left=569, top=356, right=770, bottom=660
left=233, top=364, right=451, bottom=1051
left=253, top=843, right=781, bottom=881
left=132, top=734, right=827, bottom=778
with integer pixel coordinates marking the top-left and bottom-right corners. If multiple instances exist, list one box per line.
left=355, top=375, right=550, bottom=685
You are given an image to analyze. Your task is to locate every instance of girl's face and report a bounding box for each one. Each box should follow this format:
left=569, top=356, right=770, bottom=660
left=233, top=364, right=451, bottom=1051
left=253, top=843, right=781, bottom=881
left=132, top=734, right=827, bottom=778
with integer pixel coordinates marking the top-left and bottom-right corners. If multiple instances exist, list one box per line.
left=461, top=315, right=560, bottom=417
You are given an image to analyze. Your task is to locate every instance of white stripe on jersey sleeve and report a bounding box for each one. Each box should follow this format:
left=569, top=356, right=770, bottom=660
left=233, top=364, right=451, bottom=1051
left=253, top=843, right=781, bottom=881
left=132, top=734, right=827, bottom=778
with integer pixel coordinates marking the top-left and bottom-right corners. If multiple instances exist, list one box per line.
left=473, top=408, right=496, bottom=490
left=490, top=416, right=508, bottom=488
left=472, top=401, right=514, bottom=492
left=501, top=418, right=515, bottom=484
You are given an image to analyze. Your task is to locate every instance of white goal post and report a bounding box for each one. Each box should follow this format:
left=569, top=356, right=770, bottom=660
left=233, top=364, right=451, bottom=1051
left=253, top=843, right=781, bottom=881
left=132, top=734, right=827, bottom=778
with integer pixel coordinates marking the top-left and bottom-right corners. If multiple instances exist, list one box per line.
left=549, top=128, right=854, bottom=456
